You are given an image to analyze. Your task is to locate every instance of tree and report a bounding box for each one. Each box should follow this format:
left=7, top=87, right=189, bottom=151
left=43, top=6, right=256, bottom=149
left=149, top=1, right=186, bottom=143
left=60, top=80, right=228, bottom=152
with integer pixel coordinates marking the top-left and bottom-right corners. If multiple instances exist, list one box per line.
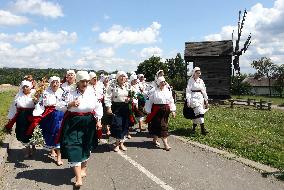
left=251, top=57, right=276, bottom=96
left=136, top=56, right=167, bottom=81
left=165, top=53, right=187, bottom=90
left=273, top=64, right=284, bottom=97
left=231, top=73, right=252, bottom=95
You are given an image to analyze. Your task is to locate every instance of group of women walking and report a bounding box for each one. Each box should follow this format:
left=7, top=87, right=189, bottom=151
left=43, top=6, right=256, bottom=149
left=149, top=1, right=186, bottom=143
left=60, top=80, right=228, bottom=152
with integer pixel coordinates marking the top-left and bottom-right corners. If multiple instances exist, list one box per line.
left=5, top=67, right=209, bottom=188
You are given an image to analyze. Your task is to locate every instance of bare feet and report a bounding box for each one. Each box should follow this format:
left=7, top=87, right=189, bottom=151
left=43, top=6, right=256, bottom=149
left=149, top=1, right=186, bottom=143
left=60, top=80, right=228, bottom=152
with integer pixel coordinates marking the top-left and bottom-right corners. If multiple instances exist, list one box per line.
left=74, top=181, right=83, bottom=188
left=153, top=140, right=160, bottom=147
left=127, top=134, right=132, bottom=139
left=119, top=144, right=127, bottom=151
left=81, top=171, right=87, bottom=178
left=56, top=160, right=64, bottom=166
left=113, top=145, right=120, bottom=152
left=164, top=146, right=171, bottom=151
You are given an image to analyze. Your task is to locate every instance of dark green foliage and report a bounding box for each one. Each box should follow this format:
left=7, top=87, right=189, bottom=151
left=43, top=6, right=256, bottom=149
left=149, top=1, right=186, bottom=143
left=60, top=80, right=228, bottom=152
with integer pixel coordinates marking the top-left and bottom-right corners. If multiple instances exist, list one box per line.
left=136, top=56, right=167, bottom=81
left=136, top=53, right=187, bottom=91
left=231, top=73, right=252, bottom=95
left=165, top=53, right=187, bottom=91
left=251, top=57, right=277, bottom=96
left=273, top=64, right=284, bottom=97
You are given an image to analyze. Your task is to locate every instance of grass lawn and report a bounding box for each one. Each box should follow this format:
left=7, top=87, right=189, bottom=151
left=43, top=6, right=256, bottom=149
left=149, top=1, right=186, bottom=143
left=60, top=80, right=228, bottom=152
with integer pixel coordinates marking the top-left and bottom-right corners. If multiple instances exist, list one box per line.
left=232, top=95, right=284, bottom=106
left=0, top=89, right=17, bottom=144
left=169, top=103, right=284, bottom=170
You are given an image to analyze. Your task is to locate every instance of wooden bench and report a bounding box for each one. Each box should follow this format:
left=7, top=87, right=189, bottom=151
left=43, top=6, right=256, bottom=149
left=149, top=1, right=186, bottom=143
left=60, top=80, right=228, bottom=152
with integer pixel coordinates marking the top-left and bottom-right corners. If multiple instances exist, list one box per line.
left=229, top=98, right=272, bottom=110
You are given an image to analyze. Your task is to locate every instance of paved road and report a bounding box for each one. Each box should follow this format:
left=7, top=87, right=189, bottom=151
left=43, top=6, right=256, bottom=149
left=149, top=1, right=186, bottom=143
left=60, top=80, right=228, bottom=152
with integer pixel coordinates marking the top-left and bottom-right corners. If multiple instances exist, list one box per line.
left=0, top=131, right=283, bottom=190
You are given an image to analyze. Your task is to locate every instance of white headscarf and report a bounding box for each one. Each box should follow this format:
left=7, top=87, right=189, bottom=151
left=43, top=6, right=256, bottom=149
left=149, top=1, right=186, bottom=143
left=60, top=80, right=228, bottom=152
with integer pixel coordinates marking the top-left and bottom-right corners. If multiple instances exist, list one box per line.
left=48, top=76, right=60, bottom=84
left=156, top=76, right=166, bottom=84
left=89, top=72, right=97, bottom=79
left=190, top=67, right=201, bottom=78
left=130, top=74, right=138, bottom=82
left=156, top=70, right=164, bottom=78
left=76, top=71, right=90, bottom=81
left=20, top=80, right=32, bottom=88
left=116, top=71, right=127, bottom=80
left=66, top=70, right=75, bottom=75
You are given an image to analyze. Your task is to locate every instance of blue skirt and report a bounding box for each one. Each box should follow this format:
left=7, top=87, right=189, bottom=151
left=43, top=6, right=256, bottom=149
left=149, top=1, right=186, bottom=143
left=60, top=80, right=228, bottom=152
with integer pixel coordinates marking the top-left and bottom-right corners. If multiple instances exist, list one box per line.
left=40, top=110, right=64, bottom=148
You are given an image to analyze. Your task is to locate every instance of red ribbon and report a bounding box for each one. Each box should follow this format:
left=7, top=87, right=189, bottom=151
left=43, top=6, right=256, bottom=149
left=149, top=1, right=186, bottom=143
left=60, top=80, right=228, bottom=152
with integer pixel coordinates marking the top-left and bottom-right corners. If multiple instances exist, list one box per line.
left=26, top=106, right=56, bottom=135
left=145, top=104, right=162, bottom=123
left=5, top=107, right=34, bottom=130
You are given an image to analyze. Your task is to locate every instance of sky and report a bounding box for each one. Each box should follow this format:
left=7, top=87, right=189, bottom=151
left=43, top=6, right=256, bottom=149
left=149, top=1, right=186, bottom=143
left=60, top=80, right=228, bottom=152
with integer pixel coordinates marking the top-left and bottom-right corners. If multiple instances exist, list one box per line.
left=0, top=0, right=283, bottom=74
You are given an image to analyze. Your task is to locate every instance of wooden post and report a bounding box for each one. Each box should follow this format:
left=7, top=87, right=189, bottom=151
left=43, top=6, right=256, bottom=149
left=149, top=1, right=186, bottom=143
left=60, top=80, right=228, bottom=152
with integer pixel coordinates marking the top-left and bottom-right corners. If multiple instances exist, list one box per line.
left=260, top=99, right=263, bottom=110
left=268, top=102, right=272, bottom=111
left=247, top=98, right=251, bottom=106
left=230, top=99, right=234, bottom=108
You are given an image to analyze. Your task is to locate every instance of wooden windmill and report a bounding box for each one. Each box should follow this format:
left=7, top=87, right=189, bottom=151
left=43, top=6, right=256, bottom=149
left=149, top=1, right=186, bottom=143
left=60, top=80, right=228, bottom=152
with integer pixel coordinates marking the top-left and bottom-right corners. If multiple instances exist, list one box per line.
left=232, top=9, right=252, bottom=76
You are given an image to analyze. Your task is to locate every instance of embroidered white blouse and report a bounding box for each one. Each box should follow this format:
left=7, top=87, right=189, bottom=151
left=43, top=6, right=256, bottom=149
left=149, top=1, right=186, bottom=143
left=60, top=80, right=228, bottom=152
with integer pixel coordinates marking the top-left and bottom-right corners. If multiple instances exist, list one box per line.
left=8, top=89, right=36, bottom=119
left=186, top=78, right=208, bottom=109
left=61, top=82, right=76, bottom=92
left=56, top=86, right=103, bottom=119
left=145, top=87, right=176, bottom=114
left=104, top=82, right=130, bottom=107
left=33, top=87, right=64, bottom=116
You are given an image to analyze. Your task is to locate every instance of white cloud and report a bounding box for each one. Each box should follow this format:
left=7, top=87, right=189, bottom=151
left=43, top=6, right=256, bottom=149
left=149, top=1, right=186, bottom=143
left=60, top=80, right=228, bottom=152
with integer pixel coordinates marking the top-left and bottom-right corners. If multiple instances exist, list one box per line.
left=103, top=14, right=110, bottom=20
left=0, top=29, right=77, bottom=44
left=0, top=10, right=29, bottom=26
left=204, top=0, right=284, bottom=73
left=92, top=26, right=100, bottom=32
left=75, top=47, right=138, bottom=72
left=140, top=46, right=163, bottom=58
left=0, top=30, right=77, bottom=68
left=98, top=22, right=161, bottom=46
left=11, top=0, right=63, bottom=18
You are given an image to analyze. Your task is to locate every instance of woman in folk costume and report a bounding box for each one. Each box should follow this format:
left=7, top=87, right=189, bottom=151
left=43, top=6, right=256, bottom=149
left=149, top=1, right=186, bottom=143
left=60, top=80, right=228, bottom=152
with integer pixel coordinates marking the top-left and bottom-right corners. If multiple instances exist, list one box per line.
left=186, top=67, right=209, bottom=135
left=146, top=70, right=171, bottom=97
left=130, top=74, right=146, bottom=132
left=89, top=72, right=104, bottom=141
left=105, top=71, right=131, bottom=152
left=101, top=75, right=111, bottom=136
left=28, top=76, right=65, bottom=165
left=6, top=80, right=36, bottom=158
left=61, top=70, right=76, bottom=92
left=56, top=71, right=103, bottom=187
left=145, top=76, right=176, bottom=151
left=128, top=74, right=139, bottom=136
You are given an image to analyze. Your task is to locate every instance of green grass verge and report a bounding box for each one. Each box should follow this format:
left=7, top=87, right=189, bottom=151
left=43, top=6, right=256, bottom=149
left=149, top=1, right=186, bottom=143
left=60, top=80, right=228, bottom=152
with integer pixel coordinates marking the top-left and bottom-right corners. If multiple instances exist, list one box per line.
left=169, top=103, right=284, bottom=170
left=232, top=95, right=284, bottom=106
left=0, top=89, right=17, bottom=145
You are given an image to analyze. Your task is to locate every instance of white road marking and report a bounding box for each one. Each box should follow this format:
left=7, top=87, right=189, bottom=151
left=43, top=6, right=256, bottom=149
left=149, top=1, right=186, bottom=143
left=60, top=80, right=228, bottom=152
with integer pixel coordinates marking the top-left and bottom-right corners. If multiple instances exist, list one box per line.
left=117, top=151, right=175, bottom=190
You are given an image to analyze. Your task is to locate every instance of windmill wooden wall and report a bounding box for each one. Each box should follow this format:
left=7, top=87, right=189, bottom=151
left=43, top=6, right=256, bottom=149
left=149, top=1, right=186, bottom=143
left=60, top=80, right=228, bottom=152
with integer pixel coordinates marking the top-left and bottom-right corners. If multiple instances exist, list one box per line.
left=184, top=40, right=233, bottom=99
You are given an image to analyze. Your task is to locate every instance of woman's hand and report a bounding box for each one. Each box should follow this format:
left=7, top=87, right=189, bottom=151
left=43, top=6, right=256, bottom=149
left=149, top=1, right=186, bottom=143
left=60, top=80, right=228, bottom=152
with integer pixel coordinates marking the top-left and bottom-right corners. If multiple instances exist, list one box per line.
left=125, top=97, right=130, bottom=103
left=205, top=101, right=209, bottom=109
left=106, top=107, right=113, bottom=115
left=96, top=120, right=102, bottom=129
left=68, top=100, right=80, bottom=108
left=187, top=100, right=191, bottom=108
left=172, top=112, right=176, bottom=118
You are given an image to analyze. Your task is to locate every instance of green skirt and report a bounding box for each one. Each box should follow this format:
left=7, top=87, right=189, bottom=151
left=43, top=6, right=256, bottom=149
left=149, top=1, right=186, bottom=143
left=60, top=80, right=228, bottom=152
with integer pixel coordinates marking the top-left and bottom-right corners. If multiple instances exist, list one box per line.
left=15, top=109, right=33, bottom=144
left=60, top=114, right=97, bottom=163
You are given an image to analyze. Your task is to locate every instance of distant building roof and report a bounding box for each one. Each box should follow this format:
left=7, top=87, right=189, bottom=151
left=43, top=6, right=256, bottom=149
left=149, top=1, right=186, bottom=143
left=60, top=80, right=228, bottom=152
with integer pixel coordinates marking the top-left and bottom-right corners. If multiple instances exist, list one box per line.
left=242, top=77, right=277, bottom=87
